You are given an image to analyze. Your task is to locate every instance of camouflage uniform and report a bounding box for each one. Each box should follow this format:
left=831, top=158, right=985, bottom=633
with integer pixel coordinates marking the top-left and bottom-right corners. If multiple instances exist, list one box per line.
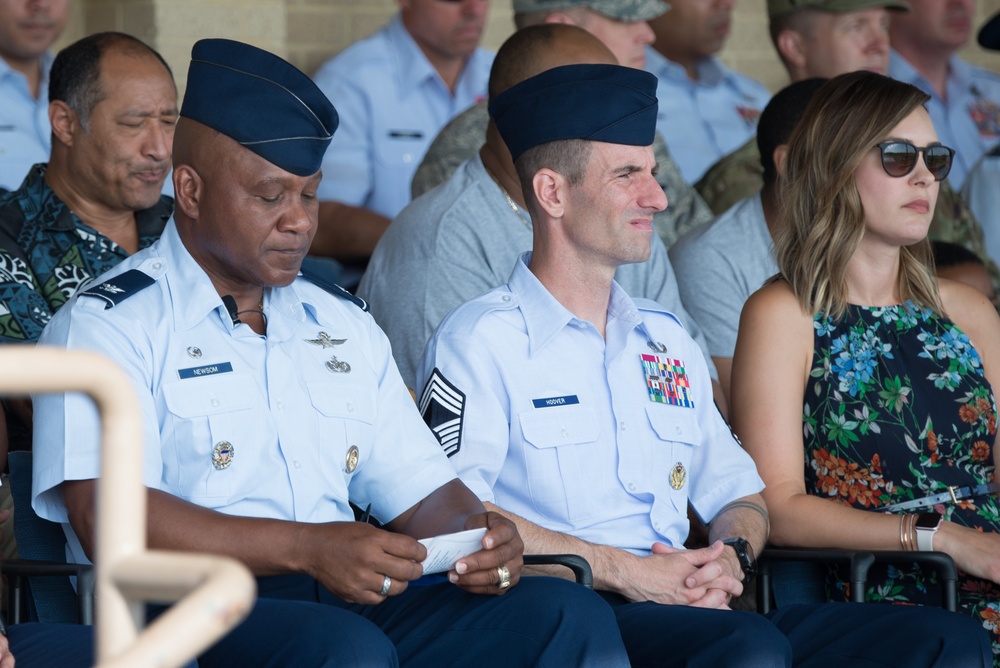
left=696, top=139, right=1000, bottom=298
left=694, top=138, right=762, bottom=217
left=412, top=100, right=713, bottom=248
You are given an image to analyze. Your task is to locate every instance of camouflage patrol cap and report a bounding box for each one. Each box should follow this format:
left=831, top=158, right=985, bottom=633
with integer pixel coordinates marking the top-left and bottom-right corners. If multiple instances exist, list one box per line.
left=768, top=0, right=909, bottom=19
left=513, top=0, right=670, bottom=21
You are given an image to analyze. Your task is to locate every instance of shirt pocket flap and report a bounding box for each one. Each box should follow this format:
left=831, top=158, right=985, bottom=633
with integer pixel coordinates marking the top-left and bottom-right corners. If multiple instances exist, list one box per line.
left=163, top=373, right=256, bottom=418
left=306, top=382, right=375, bottom=424
left=645, top=405, right=702, bottom=446
left=519, top=405, right=598, bottom=449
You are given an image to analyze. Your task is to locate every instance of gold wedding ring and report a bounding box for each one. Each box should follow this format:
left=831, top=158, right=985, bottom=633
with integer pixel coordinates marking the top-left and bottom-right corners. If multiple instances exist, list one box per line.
left=497, top=565, right=511, bottom=590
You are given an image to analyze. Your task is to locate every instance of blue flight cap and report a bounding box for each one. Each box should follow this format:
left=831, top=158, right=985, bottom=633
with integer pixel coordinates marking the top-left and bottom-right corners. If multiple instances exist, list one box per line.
left=979, top=11, right=1000, bottom=50
left=488, top=63, right=658, bottom=162
left=180, top=39, right=338, bottom=176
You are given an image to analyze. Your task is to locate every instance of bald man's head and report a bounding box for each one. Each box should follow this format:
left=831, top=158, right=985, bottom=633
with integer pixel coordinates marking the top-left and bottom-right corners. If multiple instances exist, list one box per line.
left=172, top=117, right=270, bottom=227
left=173, top=117, right=216, bottom=170
left=488, top=23, right=616, bottom=100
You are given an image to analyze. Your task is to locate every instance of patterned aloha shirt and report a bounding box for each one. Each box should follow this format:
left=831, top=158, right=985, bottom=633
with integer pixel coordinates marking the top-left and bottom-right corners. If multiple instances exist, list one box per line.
left=0, top=163, right=171, bottom=343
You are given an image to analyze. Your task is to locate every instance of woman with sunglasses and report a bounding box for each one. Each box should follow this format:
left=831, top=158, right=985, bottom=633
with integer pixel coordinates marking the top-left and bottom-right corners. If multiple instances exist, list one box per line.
left=730, top=70, right=1000, bottom=658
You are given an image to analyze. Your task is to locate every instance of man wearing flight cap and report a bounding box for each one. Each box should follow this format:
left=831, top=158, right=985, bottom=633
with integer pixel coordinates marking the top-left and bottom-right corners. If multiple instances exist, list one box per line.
left=30, top=39, right=630, bottom=667
left=418, top=62, right=993, bottom=666
left=360, top=24, right=721, bottom=409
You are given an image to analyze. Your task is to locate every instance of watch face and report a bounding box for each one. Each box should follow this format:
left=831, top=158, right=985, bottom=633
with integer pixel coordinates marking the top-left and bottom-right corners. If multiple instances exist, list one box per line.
left=916, top=512, right=943, bottom=530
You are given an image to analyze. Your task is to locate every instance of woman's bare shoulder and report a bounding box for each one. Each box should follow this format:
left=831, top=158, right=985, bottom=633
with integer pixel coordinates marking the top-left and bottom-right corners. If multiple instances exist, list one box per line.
left=938, top=278, right=1000, bottom=351
left=742, top=278, right=811, bottom=324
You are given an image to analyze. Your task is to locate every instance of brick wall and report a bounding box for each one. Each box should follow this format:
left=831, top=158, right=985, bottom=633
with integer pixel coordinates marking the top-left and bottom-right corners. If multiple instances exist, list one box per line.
left=56, top=0, right=1000, bottom=95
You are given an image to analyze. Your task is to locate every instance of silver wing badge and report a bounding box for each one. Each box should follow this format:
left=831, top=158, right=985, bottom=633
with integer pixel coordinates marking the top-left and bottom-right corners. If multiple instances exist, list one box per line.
left=306, top=332, right=347, bottom=349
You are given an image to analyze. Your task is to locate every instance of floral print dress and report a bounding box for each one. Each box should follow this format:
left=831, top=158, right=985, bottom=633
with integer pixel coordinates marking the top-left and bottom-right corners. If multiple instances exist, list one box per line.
left=805, top=301, right=1000, bottom=660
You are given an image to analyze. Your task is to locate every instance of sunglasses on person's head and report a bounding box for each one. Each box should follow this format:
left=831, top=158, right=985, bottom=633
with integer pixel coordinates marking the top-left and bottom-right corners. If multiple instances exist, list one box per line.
left=876, top=141, right=955, bottom=182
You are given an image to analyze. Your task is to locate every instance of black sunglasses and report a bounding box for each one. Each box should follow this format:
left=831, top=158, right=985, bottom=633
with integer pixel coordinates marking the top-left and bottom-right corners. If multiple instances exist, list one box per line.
left=876, top=141, right=955, bottom=181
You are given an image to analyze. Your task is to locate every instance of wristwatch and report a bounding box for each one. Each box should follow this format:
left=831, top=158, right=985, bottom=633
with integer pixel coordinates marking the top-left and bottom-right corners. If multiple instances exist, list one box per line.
left=722, top=537, right=757, bottom=580
left=915, top=512, right=944, bottom=551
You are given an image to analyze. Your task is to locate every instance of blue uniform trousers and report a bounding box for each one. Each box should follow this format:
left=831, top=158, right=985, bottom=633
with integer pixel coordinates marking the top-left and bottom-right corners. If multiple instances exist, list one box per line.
left=8, top=622, right=93, bottom=667
left=769, top=602, right=992, bottom=667
left=601, top=591, right=991, bottom=667
left=194, top=574, right=629, bottom=667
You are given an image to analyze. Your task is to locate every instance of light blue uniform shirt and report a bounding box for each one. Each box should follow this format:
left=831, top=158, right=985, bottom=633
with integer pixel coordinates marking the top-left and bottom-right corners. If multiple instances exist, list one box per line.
left=645, top=47, right=771, bottom=184
left=418, top=254, right=763, bottom=556
left=313, top=14, right=492, bottom=219
left=962, top=145, right=1000, bottom=268
left=889, top=51, right=1000, bottom=190
left=33, top=219, right=457, bottom=564
left=0, top=53, right=51, bottom=192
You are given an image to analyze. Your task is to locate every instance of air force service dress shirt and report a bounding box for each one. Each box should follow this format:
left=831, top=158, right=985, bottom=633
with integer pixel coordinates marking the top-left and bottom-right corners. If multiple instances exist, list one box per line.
left=0, top=53, right=52, bottom=192
left=312, top=14, right=493, bottom=219
left=889, top=51, right=1000, bottom=190
left=645, top=47, right=771, bottom=184
left=417, top=254, right=763, bottom=555
left=32, top=219, right=457, bottom=564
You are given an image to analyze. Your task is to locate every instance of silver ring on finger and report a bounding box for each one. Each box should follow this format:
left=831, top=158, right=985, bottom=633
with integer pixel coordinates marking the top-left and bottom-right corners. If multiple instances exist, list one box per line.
left=379, top=574, right=391, bottom=597
left=497, top=565, right=511, bottom=590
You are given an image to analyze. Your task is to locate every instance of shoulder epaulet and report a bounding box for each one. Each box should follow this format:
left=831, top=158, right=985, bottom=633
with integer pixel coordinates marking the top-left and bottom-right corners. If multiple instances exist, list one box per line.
left=634, top=298, right=684, bottom=328
left=299, top=258, right=369, bottom=312
left=437, top=289, right=517, bottom=338
left=80, top=269, right=155, bottom=309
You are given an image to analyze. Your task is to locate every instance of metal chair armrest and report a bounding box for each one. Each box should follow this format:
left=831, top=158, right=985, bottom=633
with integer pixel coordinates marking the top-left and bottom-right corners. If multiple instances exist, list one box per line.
left=1, top=560, right=95, bottom=624
left=757, top=548, right=875, bottom=614
left=868, top=550, right=958, bottom=612
left=757, top=547, right=958, bottom=613
left=523, top=554, right=594, bottom=589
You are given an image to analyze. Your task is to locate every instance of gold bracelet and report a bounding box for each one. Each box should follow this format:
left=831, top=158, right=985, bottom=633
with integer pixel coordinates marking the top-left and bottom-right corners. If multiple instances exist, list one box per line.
left=902, top=514, right=918, bottom=551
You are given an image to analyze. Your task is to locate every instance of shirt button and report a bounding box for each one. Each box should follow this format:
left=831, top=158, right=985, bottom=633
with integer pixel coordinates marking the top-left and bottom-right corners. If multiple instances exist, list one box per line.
left=293, top=459, right=302, bottom=469
left=501, top=295, right=511, bottom=302
left=276, top=400, right=284, bottom=410
left=560, top=428, right=569, bottom=438
left=211, top=398, right=220, bottom=408
left=675, top=426, right=683, bottom=436
left=403, top=153, right=413, bottom=163
left=347, top=402, right=355, bottom=413
left=620, top=421, right=626, bottom=432
left=151, top=262, right=162, bottom=271
left=628, top=483, right=636, bottom=492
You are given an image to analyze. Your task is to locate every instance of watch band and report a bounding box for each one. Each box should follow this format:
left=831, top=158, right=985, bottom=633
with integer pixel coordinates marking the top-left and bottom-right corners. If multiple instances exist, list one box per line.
left=722, top=537, right=757, bottom=579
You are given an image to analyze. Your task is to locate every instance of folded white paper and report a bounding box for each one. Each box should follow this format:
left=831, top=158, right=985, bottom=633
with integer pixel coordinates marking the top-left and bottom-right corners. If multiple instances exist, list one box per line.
left=419, top=527, right=487, bottom=574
